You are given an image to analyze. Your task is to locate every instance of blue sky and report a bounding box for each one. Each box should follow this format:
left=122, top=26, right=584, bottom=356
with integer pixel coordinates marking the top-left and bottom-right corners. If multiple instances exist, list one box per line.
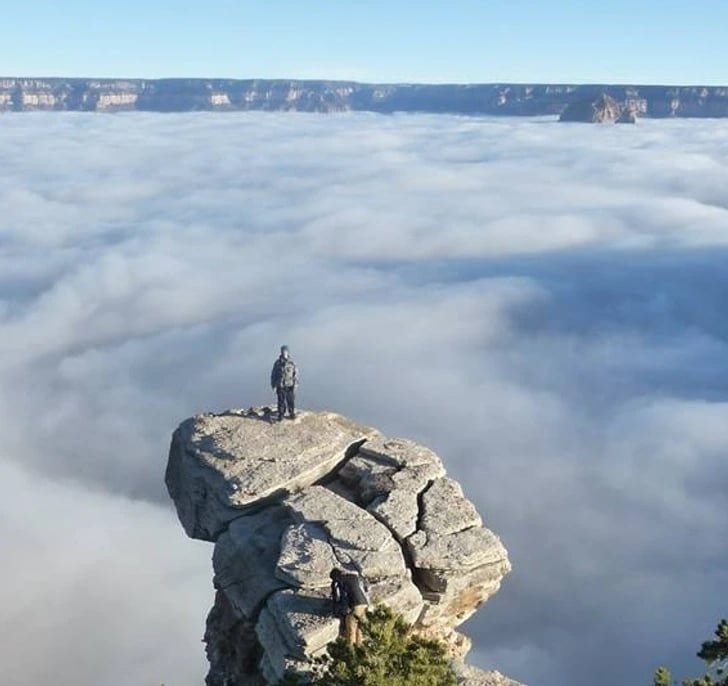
left=2, top=0, right=727, bottom=83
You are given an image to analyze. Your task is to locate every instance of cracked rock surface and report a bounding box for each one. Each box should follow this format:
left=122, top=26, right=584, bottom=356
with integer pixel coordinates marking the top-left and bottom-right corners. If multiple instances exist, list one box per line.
left=166, top=408, right=518, bottom=685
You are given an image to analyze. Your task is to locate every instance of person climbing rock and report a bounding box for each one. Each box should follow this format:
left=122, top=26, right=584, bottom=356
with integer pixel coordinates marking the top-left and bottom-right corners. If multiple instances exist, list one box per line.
left=330, top=568, right=370, bottom=646
left=270, top=345, right=298, bottom=421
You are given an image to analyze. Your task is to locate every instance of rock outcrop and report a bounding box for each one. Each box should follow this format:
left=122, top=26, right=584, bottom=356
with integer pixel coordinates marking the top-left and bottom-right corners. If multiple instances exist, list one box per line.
left=166, top=408, right=517, bottom=685
left=2, top=77, right=727, bottom=117
left=559, top=92, right=636, bottom=123
left=453, top=662, right=527, bottom=686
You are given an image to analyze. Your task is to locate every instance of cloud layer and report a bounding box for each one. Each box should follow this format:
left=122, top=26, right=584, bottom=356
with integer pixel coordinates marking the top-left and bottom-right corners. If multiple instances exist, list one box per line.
left=1, top=112, right=727, bottom=686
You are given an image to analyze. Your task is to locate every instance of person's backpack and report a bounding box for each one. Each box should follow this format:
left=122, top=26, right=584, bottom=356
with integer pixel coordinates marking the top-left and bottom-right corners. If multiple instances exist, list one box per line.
left=281, top=359, right=296, bottom=387
left=342, top=573, right=369, bottom=607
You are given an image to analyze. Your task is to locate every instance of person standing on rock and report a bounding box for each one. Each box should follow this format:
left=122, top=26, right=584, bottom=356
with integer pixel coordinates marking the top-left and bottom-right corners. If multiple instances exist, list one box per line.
left=330, top=568, right=370, bottom=646
left=270, top=345, right=298, bottom=421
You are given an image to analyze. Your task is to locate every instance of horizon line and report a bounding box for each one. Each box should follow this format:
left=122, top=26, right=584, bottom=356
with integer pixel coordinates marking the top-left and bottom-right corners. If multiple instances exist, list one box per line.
left=3, top=75, right=727, bottom=89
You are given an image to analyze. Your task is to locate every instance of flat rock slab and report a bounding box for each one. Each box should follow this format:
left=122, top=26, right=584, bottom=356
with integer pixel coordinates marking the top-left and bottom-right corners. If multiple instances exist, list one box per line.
left=166, top=409, right=378, bottom=540
left=421, top=477, right=482, bottom=536
left=259, top=588, right=340, bottom=661
left=417, top=554, right=511, bottom=597
left=359, top=436, right=446, bottom=474
left=276, top=522, right=340, bottom=588
left=408, top=526, right=508, bottom=573
left=368, top=487, right=420, bottom=541
left=285, top=486, right=406, bottom=578
left=213, top=506, right=292, bottom=618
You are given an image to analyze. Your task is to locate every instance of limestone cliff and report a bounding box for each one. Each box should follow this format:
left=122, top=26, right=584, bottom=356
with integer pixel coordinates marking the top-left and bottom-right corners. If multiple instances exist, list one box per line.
left=165, top=408, right=520, bottom=685
left=2, top=77, right=728, bottom=117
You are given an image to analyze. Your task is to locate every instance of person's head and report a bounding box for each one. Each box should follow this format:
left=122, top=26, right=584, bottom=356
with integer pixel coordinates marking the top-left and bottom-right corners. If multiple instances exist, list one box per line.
left=280, top=345, right=289, bottom=359
left=330, top=568, right=342, bottom=581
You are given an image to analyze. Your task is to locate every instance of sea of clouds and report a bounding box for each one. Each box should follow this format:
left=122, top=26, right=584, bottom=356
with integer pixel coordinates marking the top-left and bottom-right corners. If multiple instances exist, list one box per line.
left=1, top=111, right=726, bottom=686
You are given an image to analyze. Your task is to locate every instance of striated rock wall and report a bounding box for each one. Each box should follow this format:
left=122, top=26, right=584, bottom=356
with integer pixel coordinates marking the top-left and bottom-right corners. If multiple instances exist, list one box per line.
left=165, top=408, right=519, bottom=685
left=1, top=77, right=728, bottom=117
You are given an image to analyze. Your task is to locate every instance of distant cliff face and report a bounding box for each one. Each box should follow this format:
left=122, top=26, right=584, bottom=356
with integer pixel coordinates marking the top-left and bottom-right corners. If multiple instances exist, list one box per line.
left=165, top=408, right=518, bottom=686
left=2, top=77, right=728, bottom=117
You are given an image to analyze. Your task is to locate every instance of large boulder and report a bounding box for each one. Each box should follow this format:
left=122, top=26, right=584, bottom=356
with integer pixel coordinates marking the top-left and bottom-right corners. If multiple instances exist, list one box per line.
left=166, top=409, right=518, bottom=685
left=165, top=408, right=378, bottom=540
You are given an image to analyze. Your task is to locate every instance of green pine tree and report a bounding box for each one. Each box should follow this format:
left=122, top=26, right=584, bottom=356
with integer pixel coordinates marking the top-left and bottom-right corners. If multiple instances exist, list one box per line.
left=653, top=619, right=728, bottom=686
left=280, top=605, right=457, bottom=686
left=683, top=619, right=728, bottom=686
left=653, top=666, right=672, bottom=686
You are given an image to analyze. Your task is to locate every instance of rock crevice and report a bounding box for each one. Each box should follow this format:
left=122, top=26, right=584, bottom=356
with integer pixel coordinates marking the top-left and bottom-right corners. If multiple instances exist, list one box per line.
left=166, top=408, right=518, bottom=685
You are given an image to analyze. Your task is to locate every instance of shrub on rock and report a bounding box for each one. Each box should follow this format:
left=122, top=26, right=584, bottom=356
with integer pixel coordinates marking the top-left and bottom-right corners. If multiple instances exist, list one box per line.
left=280, top=605, right=457, bottom=686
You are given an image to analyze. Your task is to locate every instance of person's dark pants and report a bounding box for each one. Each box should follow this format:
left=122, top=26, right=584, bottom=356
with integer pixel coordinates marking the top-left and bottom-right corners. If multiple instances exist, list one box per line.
left=277, top=386, right=296, bottom=419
